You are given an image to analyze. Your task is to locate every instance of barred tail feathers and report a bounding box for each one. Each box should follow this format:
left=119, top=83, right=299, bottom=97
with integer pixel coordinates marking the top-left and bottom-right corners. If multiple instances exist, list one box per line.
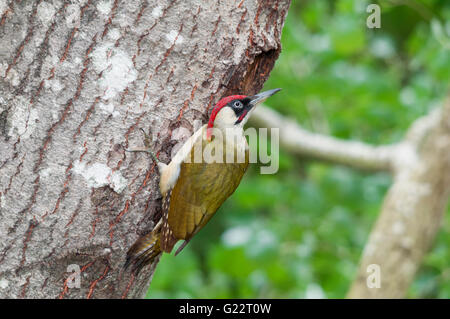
left=124, top=229, right=162, bottom=274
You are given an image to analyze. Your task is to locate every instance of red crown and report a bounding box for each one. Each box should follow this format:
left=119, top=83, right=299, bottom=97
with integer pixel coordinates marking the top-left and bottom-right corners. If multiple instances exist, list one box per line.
left=206, top=95, right=247, bottom=140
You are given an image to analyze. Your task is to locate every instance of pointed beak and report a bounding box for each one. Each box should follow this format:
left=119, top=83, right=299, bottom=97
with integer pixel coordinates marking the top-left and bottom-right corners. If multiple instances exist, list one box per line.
left=248, top=88, right=281, bottom=107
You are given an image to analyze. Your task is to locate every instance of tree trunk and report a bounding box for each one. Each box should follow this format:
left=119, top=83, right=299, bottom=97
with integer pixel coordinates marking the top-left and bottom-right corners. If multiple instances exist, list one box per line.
left=0, top=0, right=290, bottom=298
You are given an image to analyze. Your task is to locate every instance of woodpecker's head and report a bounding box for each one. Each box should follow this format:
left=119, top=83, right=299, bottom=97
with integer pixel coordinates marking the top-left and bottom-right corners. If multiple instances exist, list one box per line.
left=207, top=88, right=281, bottom=140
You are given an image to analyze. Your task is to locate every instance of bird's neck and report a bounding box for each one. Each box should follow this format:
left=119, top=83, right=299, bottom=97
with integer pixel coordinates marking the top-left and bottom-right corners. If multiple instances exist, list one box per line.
left=214, top=125, right=244, bottom=141
left=211, top=125, right=248, bottom=156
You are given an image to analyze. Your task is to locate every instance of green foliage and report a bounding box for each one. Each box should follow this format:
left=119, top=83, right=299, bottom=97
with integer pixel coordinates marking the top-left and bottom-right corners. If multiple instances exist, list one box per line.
left=148, top=0, right=450, bottom=298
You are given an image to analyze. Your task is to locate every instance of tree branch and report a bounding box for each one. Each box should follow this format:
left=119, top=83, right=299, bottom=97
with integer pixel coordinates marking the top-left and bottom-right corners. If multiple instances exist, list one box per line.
left=348, top=98, right=450, bottom=298
left=250, top=100, right=449, bottom=298
left=250, top=105, right=395, bottom=172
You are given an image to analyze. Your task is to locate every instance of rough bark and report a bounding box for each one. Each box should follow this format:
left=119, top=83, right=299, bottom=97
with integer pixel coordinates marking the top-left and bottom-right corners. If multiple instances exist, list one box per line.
left=0, top=0, right=290, bottom=298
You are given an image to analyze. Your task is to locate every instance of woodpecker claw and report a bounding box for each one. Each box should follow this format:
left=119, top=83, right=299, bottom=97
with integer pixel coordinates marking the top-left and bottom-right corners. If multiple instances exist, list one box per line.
left=125, top=147, right=159, bottom=164
left=125, top=128, right=159, bottom=164
left=139, top=128, right=151, bottom=149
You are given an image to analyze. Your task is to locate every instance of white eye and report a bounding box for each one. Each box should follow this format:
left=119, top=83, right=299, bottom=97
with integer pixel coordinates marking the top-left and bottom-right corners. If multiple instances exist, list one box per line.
left=233, top=101, right=243, bottom=109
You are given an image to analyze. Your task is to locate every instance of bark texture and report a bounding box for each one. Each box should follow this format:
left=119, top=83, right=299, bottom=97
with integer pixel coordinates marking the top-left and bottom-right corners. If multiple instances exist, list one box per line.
left=0, top=0, right=290, bottom=298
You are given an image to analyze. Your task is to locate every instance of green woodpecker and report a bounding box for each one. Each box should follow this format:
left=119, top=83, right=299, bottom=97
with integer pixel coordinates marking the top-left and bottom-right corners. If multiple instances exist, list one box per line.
left=125, top=88, right=281, bottom=273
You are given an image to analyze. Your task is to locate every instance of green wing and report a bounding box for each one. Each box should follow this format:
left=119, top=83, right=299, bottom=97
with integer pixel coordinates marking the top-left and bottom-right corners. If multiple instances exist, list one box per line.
left=160, top=138, right=249, bottom=253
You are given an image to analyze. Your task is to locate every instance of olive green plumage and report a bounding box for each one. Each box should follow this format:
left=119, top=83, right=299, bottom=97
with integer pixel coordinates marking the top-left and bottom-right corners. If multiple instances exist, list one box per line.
left=125, top=88, right=281, bottom=274
left=126, top=133, right=249, bottom=274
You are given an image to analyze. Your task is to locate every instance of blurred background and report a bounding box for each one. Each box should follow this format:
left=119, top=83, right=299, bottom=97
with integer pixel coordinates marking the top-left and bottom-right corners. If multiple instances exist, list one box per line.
left=147, top=0, right=450, bottom=298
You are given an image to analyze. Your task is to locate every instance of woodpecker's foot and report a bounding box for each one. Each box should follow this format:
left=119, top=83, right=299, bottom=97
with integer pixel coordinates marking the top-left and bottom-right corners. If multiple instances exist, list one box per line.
left=125, top=128, right=159, bottom=164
